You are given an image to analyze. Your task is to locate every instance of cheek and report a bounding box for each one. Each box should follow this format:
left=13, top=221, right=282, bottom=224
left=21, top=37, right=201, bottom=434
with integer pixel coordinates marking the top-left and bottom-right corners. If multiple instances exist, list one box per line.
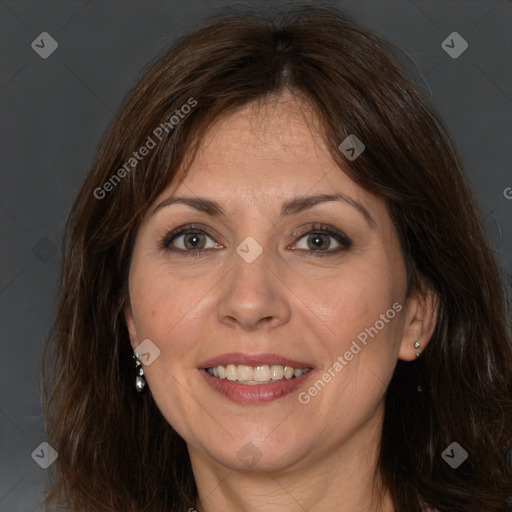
left=129, top=261, right=216, bottom=359
left=297, top=273, right=403, bottom=419
left=291, top=257, right=401, bottom=346
left=128, top=265, right=209, bottom=428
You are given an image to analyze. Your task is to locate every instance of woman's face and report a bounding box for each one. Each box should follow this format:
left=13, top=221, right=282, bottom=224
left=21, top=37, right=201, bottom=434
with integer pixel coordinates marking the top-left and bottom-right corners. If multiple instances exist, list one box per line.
left=125, top=93, right=424, bottom=474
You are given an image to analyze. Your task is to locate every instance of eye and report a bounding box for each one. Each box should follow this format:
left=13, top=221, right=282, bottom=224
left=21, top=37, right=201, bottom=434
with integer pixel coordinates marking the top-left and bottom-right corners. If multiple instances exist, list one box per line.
left=161, top=224, right=223, bottom=256
left=291, top=224, right=352, bottom=256
left=160, top=222, right=352, bottom=257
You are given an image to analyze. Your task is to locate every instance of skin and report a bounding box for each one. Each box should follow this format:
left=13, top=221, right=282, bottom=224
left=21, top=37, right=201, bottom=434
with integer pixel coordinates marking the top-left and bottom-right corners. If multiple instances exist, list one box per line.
left=125, top=93, right=438, bottom=512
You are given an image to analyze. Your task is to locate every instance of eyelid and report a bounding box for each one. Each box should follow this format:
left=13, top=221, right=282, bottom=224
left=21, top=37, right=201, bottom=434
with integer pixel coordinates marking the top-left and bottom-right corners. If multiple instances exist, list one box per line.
left=290, top=223, right=352, bottom=253
left=160, top=223, right=221, bottom=251
left=160, top=222, right=352, bottom=255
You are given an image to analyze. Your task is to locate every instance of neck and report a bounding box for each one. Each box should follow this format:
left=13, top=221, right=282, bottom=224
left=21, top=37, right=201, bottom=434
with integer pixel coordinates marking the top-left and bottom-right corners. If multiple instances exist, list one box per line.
left=187, top=404, right=394, bottom=512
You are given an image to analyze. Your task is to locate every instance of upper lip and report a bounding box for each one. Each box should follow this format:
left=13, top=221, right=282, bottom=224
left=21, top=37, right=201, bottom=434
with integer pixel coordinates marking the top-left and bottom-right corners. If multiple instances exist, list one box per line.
left=198, top=352, right=315, bottom=369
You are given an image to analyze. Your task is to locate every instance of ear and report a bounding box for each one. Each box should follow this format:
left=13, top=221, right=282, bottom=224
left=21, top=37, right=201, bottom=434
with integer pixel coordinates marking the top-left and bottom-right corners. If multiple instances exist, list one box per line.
left=124, top=302, right=138, bottom=352
left=398, top=281, right=439, bottom=361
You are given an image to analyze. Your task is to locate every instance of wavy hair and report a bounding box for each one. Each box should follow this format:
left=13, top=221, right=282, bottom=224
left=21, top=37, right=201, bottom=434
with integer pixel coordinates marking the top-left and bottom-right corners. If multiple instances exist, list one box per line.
left=40, top=4, right=512, bottom=511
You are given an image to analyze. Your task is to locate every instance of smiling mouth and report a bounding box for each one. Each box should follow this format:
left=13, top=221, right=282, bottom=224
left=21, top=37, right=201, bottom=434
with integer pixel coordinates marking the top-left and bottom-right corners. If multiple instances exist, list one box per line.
left=205, top=364, right=312, bottom=384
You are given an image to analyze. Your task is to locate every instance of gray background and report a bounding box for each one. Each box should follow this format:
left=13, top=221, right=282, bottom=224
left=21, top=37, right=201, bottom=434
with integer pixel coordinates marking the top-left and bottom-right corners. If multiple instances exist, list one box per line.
left=1, top=0, right=511, bottom=510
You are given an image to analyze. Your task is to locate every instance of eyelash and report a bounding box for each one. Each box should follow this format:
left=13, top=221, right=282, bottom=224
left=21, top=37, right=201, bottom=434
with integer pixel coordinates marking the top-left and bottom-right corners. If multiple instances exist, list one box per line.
left=160, top=223, right=353, bottom=258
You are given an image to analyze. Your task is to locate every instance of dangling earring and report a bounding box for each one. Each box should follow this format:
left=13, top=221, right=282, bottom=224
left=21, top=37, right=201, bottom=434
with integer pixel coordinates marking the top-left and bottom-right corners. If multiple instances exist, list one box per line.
left=414, top=340, right=421, bottom=358
left=133, top=353, right=146, bottom=392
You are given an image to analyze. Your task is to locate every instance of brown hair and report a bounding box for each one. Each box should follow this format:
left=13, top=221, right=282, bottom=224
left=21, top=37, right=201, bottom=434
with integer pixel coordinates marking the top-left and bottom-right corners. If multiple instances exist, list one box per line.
left=40, top=4, right=512, bottom=511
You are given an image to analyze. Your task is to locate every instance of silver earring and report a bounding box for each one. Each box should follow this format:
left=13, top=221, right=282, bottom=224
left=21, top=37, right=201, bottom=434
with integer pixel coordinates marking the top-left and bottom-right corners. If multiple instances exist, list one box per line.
left=133, top=353, right=146, bottom=392
left=414, top=340, right=421, bottom=358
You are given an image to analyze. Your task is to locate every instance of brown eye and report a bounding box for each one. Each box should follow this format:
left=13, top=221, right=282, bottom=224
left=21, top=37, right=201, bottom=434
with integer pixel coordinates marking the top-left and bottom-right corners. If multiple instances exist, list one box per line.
left=167, top=231, right=217, bottom=252
left=292, top=224, right=352, bottom=256
left=161, top=224, right=222, bottom=255
left=306, top=233, right=332, bottom=250
left=182, top=233, right=206, bottom=250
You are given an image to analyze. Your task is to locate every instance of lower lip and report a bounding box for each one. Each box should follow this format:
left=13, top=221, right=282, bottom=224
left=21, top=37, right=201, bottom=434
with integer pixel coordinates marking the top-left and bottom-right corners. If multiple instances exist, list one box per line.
left=199, top=368, right=313, bottom=404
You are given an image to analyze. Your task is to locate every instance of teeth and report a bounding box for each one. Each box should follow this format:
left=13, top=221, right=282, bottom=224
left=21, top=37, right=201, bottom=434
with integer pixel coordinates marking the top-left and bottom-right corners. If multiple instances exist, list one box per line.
left=226, top=364, right=237, bottom=381
left=206, top=364, right=310, bottom=383
left=284, top=366, right=294, bottom=379
left=238, top=365, right=253, bottom=380
left=270, top=365, right=284, bottom=380
left=254, top=365, right=270, bottom=382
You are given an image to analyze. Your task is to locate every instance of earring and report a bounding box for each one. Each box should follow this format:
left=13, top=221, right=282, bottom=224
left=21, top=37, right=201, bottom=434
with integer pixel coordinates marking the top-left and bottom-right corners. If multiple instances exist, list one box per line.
left=133, top=353, right=146, bottom=392
left=414, top=340, right=421, bottom=358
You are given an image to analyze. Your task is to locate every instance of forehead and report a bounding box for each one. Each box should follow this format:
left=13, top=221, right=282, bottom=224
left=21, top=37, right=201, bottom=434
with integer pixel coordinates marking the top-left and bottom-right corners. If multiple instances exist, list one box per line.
left=158, top=93, right=387, bottom=230
left=193, top=94, right=329, bottom=173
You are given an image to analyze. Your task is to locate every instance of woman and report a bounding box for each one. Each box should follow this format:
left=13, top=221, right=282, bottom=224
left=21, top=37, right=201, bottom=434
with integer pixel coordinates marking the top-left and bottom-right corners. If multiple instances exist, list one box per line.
left=40, top=4, right=512, bottom=511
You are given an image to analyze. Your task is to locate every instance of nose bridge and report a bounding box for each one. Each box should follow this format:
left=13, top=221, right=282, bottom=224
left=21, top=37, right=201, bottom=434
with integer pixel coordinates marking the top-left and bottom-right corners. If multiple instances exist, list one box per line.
left=232, top=240, right=273, bottom=292
left=216, top=238, right=291, bottom=329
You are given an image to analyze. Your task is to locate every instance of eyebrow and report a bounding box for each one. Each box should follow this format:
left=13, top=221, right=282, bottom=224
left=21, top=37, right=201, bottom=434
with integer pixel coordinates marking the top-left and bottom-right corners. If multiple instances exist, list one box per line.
left=151, top=193, right=375, bottom=227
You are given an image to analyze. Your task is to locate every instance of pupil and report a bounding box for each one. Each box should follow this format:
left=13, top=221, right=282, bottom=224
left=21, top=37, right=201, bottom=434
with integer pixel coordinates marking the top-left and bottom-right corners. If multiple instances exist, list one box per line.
left=309, top=234, right=328, bottom=250
left=185, top=233, right=204, bottom=249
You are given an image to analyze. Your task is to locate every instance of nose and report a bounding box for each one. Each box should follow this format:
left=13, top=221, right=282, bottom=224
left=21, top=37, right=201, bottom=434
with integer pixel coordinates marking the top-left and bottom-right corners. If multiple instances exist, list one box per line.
left=216, top=248, right=292, bottom=331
